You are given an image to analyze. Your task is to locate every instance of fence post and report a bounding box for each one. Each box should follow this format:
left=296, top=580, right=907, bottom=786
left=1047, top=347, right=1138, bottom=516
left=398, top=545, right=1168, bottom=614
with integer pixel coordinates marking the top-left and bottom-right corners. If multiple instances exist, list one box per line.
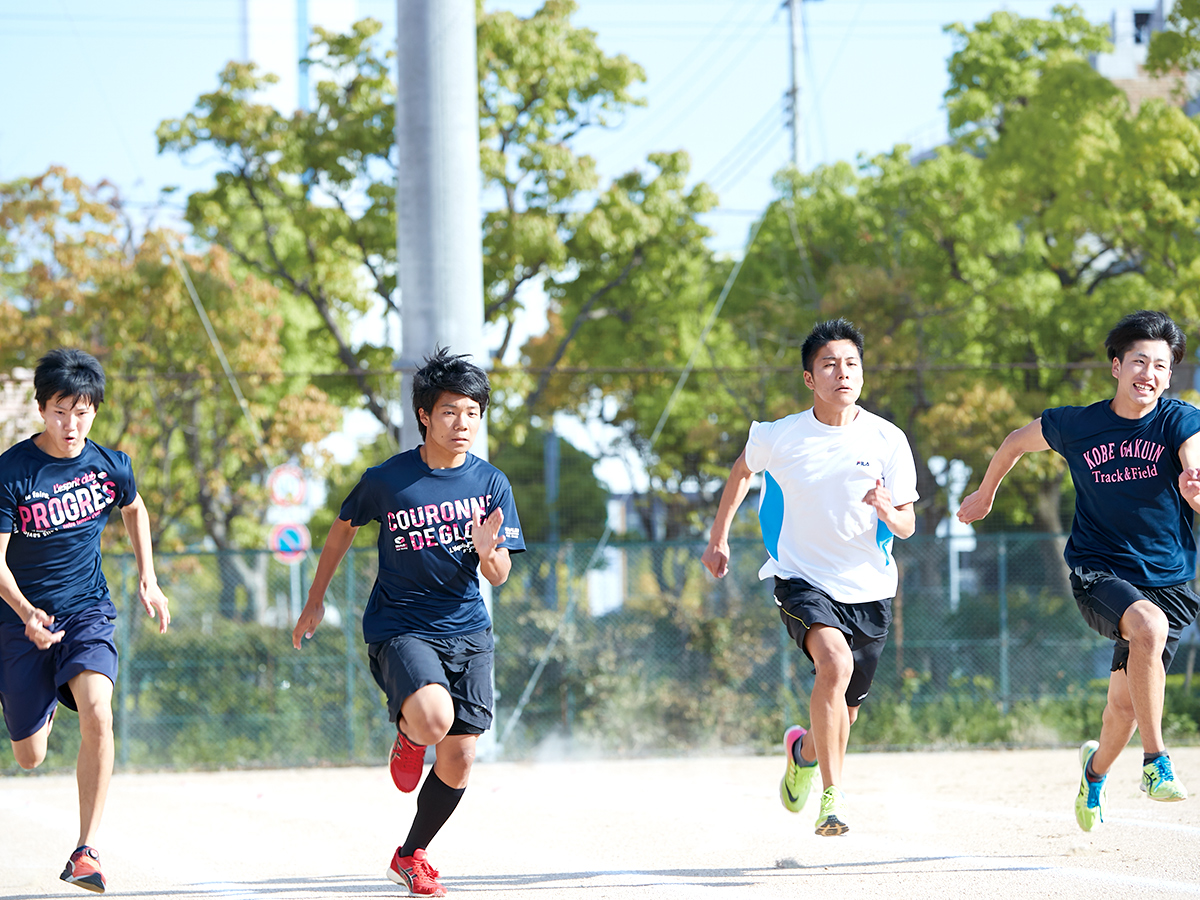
left=998, top=534, right=1010, bottom=713
left=344, top=548, right=357, bottom=761
left=118, top=555, right=131, bottom=767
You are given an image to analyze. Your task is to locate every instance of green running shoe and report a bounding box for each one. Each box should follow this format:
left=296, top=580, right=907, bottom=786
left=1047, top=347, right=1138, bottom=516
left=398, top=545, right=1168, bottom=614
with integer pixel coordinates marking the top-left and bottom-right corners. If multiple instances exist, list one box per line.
left=1074, top=740, right=1106, bottom=832
left=1141, top=755, right=1188, bottom=802
left=814, top=786, right=849, bottom=836
left=779, top=725, right=818, bottom=813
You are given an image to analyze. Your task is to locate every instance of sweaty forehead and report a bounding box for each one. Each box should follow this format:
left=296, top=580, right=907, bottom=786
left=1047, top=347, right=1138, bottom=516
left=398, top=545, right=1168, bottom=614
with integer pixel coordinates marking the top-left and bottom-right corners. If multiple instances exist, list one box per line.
left=1123, top=340, right=1173, bottom=364
left=435, top=391, right=480, bottom=409
left=46, top=392, right=95, bottom=410
left=818, top=340, right=860, bottom=361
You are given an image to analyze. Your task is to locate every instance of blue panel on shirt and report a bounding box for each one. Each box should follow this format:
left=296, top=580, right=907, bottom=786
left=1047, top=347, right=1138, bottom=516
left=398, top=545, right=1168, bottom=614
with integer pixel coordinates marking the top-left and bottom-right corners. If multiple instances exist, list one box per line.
left=875, top=520, right=894, bottom=567
left=759, top=470, right=784, bottom=561
left=339, top=449, right=526, bottom=642
left=0, top=438, right=137, bottom=624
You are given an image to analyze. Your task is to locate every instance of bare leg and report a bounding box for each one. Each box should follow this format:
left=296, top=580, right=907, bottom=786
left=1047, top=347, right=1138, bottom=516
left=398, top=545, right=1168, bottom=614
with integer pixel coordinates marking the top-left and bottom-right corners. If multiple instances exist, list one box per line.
left=1088, top=668, right=1137, bottom=776
left=69, top=671, right=114, bottom=848
left=10, top=710, right=54, bottom=771
left=399, top=683, right=456, bottom=746
left=1118, top=599, right=1169, bottom=757
left=802, top=625, right=854, bottom=789
left=433, top=733, right=478, bottom=789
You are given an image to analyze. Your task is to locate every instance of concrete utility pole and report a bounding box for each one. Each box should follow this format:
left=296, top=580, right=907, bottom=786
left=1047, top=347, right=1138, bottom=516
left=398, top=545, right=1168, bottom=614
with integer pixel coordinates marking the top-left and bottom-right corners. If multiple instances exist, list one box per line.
left=395, top=0, right=486, bottom=453
left=297, top=0, right=309, bottom=112
left=787, top=0, right=805, bottom=169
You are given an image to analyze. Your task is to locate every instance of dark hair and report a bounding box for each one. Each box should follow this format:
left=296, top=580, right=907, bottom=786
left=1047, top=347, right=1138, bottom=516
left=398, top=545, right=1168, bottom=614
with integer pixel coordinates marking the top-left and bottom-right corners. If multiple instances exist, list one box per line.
left=801, top=318, right=865, bottom=373
left=1105, top=310, right=1187, bottom=365
left=411, top=347, right=490, bottom=439
left=33, top=348, right=106, bottom=409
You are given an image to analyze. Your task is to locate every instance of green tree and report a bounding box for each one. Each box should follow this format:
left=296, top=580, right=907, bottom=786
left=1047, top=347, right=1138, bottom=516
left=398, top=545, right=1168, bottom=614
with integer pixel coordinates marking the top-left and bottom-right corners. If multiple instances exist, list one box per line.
left=158, top=2, right=652, bottom=437
left=714, top=5, right=1200, bottom=540
left=0, top=167, right=342, bottom=618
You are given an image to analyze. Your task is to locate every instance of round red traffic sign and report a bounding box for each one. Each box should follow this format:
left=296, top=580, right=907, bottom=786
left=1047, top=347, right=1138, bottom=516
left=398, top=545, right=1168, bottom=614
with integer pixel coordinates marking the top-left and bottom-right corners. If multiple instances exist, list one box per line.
left=268, top=522, right=311, bottom=564
left=267, top=464, right=307, bottom=506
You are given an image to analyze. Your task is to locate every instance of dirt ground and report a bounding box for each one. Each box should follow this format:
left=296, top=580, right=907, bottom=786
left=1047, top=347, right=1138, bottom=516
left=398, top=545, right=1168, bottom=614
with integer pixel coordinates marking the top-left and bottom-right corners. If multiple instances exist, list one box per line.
left=2, top=747, right=1200, bottom=899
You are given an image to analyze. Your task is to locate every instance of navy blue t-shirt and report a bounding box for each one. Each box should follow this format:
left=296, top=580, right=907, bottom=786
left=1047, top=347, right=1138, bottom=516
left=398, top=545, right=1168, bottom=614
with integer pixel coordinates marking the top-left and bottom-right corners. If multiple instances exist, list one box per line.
left=340, top=448, right=525, bottom=642
left=0, top=437, right=137, bottom=624
left=1042, top=398, right=1200, bottom=586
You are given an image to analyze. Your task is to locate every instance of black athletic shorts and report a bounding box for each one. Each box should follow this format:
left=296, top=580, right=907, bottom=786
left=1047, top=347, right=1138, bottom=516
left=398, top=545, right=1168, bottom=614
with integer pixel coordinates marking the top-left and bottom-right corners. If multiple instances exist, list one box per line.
left=368, top=628, right=494, bottom=735
left=1069, top=568, right=1200, bottom=673
left=774, top=577, right=891, bottom=708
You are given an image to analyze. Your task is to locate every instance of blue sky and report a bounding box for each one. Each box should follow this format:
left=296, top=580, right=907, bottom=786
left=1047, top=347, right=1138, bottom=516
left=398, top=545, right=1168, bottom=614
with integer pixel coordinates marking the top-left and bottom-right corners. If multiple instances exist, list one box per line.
left=0, top=0, right=1132, bottom=253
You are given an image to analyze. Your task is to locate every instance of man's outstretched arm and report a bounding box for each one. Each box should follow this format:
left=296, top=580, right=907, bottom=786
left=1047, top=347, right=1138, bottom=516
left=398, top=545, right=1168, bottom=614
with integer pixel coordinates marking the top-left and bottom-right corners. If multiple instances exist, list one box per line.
left=957, top=418, right=1050, bottom=524
left=702, top=449, right=754, bottom=578
left=293, top=517, right=359, bottom=648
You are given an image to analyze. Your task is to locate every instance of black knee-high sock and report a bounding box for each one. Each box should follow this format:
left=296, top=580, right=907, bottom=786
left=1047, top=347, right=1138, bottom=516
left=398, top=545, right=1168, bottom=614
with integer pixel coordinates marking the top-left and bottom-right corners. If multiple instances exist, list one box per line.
left=400, top=770, right=466, bottom=857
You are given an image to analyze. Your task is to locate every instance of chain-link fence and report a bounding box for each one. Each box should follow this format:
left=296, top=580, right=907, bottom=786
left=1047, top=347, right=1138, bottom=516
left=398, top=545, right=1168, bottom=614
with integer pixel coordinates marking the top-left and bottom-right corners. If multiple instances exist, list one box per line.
left=6, top=536, right=1200, bottom=772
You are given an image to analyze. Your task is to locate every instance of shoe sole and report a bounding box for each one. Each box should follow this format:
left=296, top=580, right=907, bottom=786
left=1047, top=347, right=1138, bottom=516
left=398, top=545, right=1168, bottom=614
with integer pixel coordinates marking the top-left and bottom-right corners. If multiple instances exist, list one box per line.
left=815, top=815, right=849, bottom=837
left=1142, top=786, right=1188, bottom=802
left=61, top=875, right=105, bottom=893
left=387, top=868, right=445, bottom=897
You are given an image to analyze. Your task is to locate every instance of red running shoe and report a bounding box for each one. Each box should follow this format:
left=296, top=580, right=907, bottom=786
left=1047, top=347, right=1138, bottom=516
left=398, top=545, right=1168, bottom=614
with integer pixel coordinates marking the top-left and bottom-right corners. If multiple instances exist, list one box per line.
left=60, top=845, right=106, bottom=893
left=387, top=847, right=445, bottom=897
left=389, top=729, right=426, bottom=792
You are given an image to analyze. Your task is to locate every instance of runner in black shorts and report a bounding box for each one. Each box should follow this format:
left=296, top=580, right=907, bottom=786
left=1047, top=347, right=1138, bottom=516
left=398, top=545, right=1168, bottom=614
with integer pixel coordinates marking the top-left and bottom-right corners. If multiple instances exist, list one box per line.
left=774, top=577, right=891, bottom=708
left=0, top=349, right=171, bottom=893
left=703, top=319, right=919, bottom=837
left=960, top=310, right=1200, bottom=832
left=294, top=349, right=525, bottom=897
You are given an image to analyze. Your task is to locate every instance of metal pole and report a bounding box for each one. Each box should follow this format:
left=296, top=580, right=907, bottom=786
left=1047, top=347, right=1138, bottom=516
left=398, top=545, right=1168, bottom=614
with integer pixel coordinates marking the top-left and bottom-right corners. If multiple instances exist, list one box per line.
left=344, top=548, right=357, bottom=759
left=118, top=556, right=132, bottom=767
left=787, top=0, right=805, bottom=168
left=998, top=535, right=1010, bottom=713
left=395, top=0, right=486, bottom=454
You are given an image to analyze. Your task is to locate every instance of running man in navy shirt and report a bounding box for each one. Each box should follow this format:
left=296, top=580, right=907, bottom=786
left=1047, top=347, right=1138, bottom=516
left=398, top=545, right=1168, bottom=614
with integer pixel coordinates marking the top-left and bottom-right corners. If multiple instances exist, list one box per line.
left=958, top=310, right=1200, bottom=832
left=0, top=348, right=171, bottom=893
left=293, top=348, right=524, bottom=897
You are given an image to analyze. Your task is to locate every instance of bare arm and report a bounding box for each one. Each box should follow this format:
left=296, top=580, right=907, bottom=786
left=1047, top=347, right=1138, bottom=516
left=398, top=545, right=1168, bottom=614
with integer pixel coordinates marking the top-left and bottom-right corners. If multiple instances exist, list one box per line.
left=293, top=516, right=359, bottom=649
left=957, top=418, right=1050, bottom=524
left=701, top=450, right=755, bottom=578
left=120, top=493, right=170, bottom=633
left=0, top=532, right=63, bottom=649
left=472, top=507, right=512, bottom=586
left=1177, top=433, right=1200, bottom=513
left=862, top=479, right=916, bottom=539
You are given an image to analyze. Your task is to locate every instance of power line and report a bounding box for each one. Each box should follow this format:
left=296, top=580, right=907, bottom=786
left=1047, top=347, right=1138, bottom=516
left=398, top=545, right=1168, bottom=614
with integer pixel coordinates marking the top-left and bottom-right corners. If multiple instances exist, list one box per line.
left=609, top=6, right=784, bottom=173
left=593, top=0, right=769, bottom=167
left=709, top=122, right=788, bottom=195
left=702, top=98, right=786, bottom=187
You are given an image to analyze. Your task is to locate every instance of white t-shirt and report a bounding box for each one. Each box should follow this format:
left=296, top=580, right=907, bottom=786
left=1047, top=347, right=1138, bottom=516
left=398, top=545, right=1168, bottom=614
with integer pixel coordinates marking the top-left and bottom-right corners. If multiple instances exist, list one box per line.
left=744, top=406, right=919, bottom=604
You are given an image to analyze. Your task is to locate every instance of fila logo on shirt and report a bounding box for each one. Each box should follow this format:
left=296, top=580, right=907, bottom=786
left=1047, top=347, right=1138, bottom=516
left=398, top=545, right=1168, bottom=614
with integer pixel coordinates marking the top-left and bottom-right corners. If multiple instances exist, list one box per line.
left=855, top=460, right=871, bottom=467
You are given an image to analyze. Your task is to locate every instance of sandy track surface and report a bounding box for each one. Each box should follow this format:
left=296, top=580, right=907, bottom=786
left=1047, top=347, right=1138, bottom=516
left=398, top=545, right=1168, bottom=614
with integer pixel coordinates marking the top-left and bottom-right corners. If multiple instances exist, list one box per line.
left=3, top=748, right=1199, bottom=899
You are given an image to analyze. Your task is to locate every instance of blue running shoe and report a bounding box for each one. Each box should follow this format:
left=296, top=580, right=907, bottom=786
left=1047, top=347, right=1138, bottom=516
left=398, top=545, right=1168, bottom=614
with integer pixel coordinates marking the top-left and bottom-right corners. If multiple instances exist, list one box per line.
left=1074, top=740, right=1106, bottom=832
left=1142, top=755, right=1188, bottom=802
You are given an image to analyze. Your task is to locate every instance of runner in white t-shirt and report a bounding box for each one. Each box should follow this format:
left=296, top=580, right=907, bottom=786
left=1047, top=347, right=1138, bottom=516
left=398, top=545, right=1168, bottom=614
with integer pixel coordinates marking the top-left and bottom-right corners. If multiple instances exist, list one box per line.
left=702, top=318, right=918, bottom=837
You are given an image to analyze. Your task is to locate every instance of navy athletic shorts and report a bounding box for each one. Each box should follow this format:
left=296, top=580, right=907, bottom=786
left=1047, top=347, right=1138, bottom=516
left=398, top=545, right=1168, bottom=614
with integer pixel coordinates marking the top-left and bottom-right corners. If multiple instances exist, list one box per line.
left=0, top=598, right=118, bottom=742
left=1069, top=568, right=1200, bottom=673
left=368, top=628, right=494, bottom=735
left=774, top=577, right=891, bottom=708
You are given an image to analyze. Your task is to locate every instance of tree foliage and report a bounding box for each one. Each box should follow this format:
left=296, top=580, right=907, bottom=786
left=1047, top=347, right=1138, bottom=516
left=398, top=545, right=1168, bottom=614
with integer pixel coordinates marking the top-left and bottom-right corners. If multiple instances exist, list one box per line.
left=0, top=168, right=342, bottom=576
left=708, top=5, right=1200, bottom=535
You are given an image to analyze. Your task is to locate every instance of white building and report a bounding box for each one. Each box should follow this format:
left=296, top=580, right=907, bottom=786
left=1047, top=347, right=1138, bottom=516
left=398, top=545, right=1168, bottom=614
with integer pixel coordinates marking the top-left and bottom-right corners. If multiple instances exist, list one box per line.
left=241, top=0, right=360, bottom=114
left=1091, top=2, right=1198, bottom=113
